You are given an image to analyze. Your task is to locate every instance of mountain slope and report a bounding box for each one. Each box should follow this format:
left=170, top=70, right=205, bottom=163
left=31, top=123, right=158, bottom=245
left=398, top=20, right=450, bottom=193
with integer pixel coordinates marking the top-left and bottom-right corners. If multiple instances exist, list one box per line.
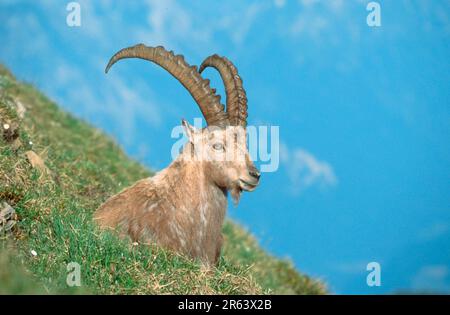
left=0, top=64, right=326, bottom=294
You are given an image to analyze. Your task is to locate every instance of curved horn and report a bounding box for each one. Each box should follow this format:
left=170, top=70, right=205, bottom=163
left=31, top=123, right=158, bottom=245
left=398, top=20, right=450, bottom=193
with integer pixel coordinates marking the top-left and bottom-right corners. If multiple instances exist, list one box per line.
left=199, top=55, right=247, bottom=127
left=106, top=44, right=229, bottom=127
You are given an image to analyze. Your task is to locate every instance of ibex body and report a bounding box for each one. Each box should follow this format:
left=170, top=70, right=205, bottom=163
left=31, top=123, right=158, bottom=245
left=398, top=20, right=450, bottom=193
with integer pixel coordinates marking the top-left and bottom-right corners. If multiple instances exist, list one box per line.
left=94, top=45, right=260, bottom=266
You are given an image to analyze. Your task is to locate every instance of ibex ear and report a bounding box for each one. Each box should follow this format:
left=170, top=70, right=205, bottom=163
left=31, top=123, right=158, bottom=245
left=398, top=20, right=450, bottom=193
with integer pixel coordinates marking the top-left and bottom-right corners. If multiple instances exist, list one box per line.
left=181, top=119, right=195, bottom=143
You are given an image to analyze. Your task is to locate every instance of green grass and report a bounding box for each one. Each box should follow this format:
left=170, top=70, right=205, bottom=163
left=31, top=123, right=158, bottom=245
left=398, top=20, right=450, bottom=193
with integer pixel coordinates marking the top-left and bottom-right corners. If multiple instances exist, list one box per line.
left=0, top=64, right=326, bottom=294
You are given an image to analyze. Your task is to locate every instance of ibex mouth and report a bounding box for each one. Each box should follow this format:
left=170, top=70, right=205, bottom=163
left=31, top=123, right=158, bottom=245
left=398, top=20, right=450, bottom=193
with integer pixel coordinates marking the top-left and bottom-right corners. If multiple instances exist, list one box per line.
left=239, top=179, right=259, bottom=191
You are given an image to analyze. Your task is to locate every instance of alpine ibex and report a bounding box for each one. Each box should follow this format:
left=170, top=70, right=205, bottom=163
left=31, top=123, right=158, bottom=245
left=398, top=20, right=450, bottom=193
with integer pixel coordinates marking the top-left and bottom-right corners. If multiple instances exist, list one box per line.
left=94, top=44, right=260, bottom=266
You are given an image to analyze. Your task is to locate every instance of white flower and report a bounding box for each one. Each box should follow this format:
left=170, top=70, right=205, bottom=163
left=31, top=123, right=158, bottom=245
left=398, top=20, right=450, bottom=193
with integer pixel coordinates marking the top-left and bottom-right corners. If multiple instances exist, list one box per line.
left=30, top=249, right=37, bottom=256
left=3, top=123, right=10, bottom=130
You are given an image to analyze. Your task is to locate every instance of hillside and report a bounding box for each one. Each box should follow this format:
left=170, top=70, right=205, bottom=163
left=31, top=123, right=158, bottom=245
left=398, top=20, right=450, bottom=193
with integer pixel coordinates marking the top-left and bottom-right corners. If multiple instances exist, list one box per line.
left=0, top=64, right=326, bottom=294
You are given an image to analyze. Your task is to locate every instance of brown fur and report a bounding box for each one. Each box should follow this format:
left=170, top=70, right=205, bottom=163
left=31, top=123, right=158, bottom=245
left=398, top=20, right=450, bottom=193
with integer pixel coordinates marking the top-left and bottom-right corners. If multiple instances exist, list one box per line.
left=94, top=125, right=260, bottom=265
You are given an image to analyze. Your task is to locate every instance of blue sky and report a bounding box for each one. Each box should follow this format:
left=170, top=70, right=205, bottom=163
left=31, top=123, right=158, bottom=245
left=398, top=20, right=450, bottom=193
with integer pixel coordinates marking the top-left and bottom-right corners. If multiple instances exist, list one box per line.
left=1, top=0, right=449, bottom=294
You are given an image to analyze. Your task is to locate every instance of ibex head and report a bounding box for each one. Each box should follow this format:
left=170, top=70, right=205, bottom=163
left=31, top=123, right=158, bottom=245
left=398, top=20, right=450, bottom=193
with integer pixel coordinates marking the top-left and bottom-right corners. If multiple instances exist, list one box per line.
left=105, top=44, right=260, bottom=203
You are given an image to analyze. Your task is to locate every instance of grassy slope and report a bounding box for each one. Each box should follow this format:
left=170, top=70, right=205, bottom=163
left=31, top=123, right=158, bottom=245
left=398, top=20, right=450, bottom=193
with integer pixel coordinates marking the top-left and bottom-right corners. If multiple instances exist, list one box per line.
left=0, top=65, right=326, bottom=294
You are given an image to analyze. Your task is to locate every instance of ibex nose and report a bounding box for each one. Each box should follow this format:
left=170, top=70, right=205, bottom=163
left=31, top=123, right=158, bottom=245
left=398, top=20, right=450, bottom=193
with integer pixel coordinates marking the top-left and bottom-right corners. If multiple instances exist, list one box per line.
left=249, top=168, right=261, bottom=180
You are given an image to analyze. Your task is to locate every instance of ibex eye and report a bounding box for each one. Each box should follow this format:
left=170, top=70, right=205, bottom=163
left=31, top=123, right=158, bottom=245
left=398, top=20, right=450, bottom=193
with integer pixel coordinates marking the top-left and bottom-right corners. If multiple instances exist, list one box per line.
left=213, top=143, right=224, bottom=151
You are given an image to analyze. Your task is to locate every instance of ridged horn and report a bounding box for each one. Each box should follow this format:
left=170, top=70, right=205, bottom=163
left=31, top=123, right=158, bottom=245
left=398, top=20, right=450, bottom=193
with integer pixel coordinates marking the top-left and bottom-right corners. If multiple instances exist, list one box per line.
left=105, top=44, right=229, bottom=127
left=199, top=54, right=248, bottom=127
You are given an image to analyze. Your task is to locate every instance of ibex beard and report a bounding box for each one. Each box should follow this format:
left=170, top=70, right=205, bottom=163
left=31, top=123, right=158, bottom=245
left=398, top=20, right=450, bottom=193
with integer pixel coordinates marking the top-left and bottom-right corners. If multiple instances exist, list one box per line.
left=93, top=44, right=260, bottom=266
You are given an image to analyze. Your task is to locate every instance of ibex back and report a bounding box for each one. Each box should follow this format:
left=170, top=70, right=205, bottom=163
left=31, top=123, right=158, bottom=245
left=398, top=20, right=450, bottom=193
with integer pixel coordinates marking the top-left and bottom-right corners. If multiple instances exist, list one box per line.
left=94, top=44, right=260, bottom=266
